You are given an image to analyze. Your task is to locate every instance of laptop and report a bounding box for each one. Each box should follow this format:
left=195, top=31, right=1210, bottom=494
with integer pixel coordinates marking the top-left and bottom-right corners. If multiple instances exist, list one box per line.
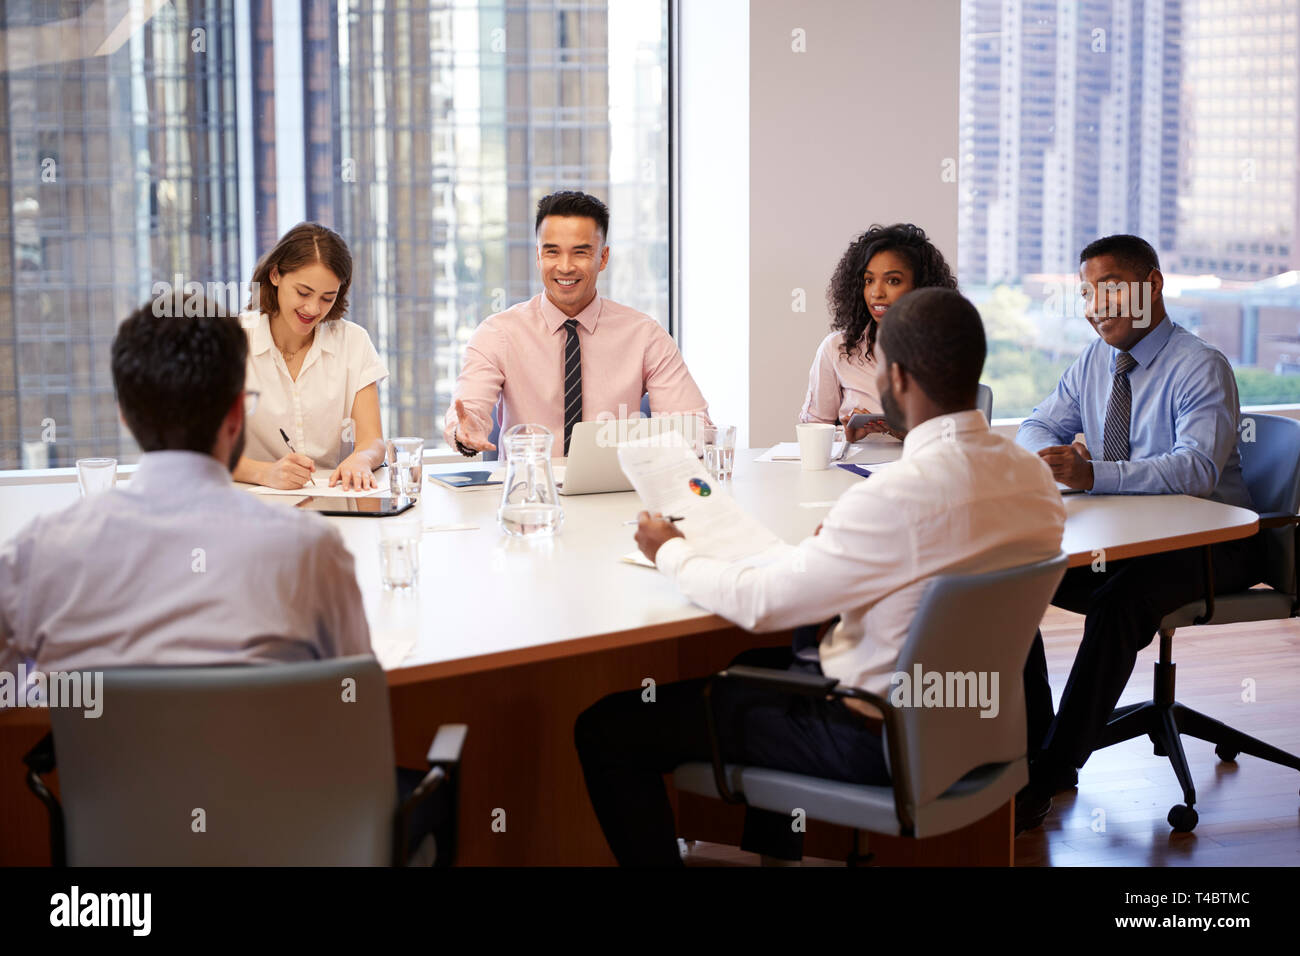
left=558, top=416, right=695, bottom=495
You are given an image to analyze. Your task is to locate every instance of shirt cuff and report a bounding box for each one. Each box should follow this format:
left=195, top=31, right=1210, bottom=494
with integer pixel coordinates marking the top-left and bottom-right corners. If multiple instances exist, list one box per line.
left=1090, top=459, right=1120, bottom=494
left=654, top=537, right=693, bottom=577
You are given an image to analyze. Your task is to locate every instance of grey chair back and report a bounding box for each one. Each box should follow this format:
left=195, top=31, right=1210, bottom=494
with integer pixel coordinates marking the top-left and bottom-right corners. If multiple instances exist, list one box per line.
left=976, top=384, right=994, bottom=423
left=1238, top=413, right=1300, bottom=597
left=49, top=655, right=396, bottom=866
left=887, top=553, right=1067, bottom=810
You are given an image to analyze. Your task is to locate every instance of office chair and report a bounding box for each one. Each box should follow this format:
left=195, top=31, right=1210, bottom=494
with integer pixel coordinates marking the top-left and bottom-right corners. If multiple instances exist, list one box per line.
left=23, top=656, right=466, bottom=866
left=674, top=553, right=1067, bottom=863
left=483, top=393, right=653, bottom=461
left=976, top=384, right=994, bottom=423
left=1094, top=412, right=1300, bottom=832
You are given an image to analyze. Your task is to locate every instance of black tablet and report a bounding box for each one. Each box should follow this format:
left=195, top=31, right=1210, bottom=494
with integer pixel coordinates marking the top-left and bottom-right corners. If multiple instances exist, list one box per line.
left=295, top=495, right=417, bottom=517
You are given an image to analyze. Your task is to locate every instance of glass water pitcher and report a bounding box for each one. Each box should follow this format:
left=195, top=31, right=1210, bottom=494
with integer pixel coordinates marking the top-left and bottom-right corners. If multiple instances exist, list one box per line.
left=497, top=424, right=564, bottom=537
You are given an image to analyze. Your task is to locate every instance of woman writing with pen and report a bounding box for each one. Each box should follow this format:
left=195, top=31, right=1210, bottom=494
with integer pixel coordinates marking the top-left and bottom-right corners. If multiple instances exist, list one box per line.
left=233, top=222, right=389, bottom=490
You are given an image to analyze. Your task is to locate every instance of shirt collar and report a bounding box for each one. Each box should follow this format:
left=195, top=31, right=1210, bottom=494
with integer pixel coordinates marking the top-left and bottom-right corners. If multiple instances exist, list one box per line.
left=901, top=408, right=990, bottom=458
left=243, top=311, right=339, bottom=357
left=1117, top=314, right=1174, bottom=370
left=539, top=292, right=602, bottom=335
left=127, top=451, right=234, bottom=495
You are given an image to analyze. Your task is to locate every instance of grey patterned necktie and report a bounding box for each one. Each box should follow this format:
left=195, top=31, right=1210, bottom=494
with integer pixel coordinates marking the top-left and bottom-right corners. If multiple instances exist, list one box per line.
left=1102, top=351, right=1138, bottom=462
left=563, top=319, right=582, bottom=455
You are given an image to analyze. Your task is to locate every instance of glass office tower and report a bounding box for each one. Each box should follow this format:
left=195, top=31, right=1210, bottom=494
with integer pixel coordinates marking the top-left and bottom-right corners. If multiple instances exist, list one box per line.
left=0, top=0, right=243, bottom=469
left=0, top=0, right=670, bottom=470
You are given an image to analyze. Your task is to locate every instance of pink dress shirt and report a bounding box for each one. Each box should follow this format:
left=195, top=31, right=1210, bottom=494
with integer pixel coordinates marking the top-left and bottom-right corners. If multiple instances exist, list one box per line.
left=444, top=293, right=709, bottom=453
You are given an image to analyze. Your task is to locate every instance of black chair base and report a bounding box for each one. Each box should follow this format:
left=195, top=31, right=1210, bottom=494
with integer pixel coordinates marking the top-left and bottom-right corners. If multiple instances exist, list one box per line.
left=1097, top=632, right=1300, bottom=833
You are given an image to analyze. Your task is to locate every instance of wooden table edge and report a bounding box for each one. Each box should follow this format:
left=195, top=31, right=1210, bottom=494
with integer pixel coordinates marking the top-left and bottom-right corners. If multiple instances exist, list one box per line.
left=383, top=612, right=734, bottom=685
left=1065, top=512, right=1259, bottom=568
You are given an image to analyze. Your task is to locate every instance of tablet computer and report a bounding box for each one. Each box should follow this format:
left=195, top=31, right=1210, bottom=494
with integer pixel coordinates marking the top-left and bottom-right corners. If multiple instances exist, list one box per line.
left=845, top=412, right=888, bottom=429
left=295, top=496, right=416, bottom=517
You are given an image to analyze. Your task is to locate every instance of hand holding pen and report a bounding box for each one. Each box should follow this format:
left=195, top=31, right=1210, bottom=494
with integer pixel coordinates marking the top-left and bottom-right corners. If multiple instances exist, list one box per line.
left=632, top=511, right=686, bottom=564
left=278, top=428, right=318, bottom=488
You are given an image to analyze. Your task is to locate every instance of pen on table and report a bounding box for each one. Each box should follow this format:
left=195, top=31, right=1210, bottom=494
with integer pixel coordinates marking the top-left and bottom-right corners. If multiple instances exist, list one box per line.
left=623, top=515, right=685, bottom=526
left=279, top=428, right=318, bottom=487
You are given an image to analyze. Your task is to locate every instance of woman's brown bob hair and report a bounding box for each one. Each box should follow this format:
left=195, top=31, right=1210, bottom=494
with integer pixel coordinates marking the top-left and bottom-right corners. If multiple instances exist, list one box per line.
left=248, top=222, right=352, bottom=323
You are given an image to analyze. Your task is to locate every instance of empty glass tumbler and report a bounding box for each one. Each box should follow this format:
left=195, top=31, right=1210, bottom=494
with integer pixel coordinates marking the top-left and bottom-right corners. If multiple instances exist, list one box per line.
left=497, top=424, right=564, bottom=537
left=386, top=437, right=424, bottom=498
left=76, top=458, right=117, bottom=498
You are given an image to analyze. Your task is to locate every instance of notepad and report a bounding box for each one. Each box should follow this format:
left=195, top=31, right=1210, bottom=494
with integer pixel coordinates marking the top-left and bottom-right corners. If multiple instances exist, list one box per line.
left=251, top=468, right=390, bottom=497
left=428, top=470, right=503, bottom=491
left=756, top=441, right=853, bottom=463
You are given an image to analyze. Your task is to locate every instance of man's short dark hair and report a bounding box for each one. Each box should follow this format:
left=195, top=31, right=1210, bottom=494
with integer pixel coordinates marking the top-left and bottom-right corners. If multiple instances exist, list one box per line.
left=111, top=300, right=247, bottom=453
left=1079, top=234, right=1161, bottom=276
left=535, top=190, right=610, bottom=243
left=877, top=288, right=987, bottom=410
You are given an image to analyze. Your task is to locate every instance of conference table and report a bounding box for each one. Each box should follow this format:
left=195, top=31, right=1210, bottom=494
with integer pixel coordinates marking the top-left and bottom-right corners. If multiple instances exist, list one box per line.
left=0, top=443, right=1261, bottom=866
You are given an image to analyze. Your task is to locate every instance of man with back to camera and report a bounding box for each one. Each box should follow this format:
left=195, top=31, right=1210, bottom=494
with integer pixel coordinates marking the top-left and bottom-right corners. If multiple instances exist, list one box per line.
left=574, top=288, right=1066, bottom=865
left=1013, top=234, right=1264, bottom=832
left=0, top=298, right=371, bottom=672
left=0, top=299, right=455, bottom=862
left=443, top=190, right=709, bottom=457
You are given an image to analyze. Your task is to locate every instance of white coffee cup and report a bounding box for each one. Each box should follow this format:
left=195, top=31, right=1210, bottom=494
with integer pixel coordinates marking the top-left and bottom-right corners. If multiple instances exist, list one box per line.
left=795, top=423, right=835, bottom=471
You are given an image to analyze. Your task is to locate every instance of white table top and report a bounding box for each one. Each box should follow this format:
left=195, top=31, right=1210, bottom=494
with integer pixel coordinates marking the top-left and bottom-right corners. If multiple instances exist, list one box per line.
left=0, top=445, right=1259, bottom=683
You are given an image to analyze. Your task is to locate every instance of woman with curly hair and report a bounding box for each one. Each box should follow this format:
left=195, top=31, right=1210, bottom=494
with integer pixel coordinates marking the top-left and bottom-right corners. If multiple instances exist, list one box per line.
left=800, top=223, right=957, bottom=441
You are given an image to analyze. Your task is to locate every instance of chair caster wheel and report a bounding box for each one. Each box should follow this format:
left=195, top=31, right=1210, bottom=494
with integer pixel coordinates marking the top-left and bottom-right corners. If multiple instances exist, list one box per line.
left=1214, top=744, right=1239, bottom=762
left=1167, top=804, right=1198, bottom=832
left=1149, top=734, right=1168, bottom=757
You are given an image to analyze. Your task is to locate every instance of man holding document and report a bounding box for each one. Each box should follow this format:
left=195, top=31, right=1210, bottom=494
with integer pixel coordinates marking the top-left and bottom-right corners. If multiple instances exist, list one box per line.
left=574, top=288, right=1066, bottom=866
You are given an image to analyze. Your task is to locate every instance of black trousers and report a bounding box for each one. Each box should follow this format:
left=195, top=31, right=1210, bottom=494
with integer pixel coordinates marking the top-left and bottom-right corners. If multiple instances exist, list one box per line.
left=574, top=646, right=889, bottom=866
left=1025, top=536, right=1265, bottom=783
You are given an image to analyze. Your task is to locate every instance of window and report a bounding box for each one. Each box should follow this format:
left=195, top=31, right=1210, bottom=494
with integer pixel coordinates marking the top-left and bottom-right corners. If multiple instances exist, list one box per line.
left=0, top=0, right=670, bottom=469
left=959, top=0, right=1300, bottom=417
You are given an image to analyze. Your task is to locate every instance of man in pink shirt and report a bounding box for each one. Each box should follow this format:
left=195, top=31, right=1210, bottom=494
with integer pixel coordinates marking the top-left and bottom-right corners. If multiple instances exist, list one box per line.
left=444, top=191, right=709, bottom=456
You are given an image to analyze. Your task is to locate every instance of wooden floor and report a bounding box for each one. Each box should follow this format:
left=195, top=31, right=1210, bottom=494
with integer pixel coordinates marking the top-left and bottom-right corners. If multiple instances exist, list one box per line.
left=685, top=605, right=1300, bottom=867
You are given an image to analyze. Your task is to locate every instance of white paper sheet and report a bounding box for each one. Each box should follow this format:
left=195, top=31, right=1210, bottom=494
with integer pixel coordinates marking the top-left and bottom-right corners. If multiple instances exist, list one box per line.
left=251, top=467, right=391, bottom=497
left=617, top=436, right=784, bottom=564
left=755, top=441, right=856, bottom=463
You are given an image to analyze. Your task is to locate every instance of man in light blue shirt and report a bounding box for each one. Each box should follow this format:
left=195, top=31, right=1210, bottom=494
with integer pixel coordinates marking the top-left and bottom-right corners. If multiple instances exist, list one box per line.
left=1013, top=235, right=1264, bottom=832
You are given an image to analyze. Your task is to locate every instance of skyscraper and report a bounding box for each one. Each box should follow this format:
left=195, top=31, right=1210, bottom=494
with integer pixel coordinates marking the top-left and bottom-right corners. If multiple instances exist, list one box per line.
left=0, top=0, right=243, bottom=470
left=959, top=0, right=1182, bottom=286
left=1174, top=0, right=1300, bottom=279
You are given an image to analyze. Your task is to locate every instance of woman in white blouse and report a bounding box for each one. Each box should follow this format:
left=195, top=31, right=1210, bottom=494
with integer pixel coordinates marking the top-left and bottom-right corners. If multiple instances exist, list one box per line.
left=800, top=223, right=957, bottom=441
left=233, top=223, right=389, bottom=490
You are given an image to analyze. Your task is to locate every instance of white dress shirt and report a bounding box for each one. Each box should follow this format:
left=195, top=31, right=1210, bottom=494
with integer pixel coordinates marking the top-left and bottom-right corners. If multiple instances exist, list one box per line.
left=241, top=311, right=388, bottom=470
left=0, top=451, right=373, bottom=675
left=654, top=410, right=1066, bottom=696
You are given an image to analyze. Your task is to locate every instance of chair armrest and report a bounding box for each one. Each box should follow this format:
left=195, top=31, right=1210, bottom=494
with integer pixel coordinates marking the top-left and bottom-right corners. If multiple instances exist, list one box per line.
left=426, top=723, right=468, bottom=767
left=715, top=665, right=840, bottom=696
left=1257, top=511, right=1300, bottom=530
left=22, top=732, right=66, bottom=867
left=700, top=668, right=918, bottom=834
left=830, top=686, right=916, bottom=835
left=396, top=723, right=467, bottom=867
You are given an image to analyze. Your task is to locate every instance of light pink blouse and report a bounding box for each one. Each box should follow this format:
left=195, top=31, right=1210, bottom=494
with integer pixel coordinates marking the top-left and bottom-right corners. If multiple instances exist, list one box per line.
left=799, top=330, right=886, bottom=425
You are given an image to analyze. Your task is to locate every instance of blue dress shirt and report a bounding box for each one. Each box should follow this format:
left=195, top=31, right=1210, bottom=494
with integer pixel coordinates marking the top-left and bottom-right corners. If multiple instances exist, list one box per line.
left=1016, top=317, right=1254, bottom=508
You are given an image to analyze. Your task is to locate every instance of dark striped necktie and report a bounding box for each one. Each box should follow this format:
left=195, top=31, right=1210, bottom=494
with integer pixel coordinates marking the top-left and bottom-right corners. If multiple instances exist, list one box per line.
left=563, top=319, right=582, bottom=455
left=1102, top=351, right=1138, bottom=462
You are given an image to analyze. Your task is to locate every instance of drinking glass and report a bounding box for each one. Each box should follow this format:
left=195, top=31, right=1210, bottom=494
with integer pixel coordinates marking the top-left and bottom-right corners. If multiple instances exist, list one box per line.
left=386, top=437, right=425, bottom=498
left=76, top=458, right=117, bottom=498
left=378, top=516, right=420, bottom=590
left=704, top=425, right=737, bottom=480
